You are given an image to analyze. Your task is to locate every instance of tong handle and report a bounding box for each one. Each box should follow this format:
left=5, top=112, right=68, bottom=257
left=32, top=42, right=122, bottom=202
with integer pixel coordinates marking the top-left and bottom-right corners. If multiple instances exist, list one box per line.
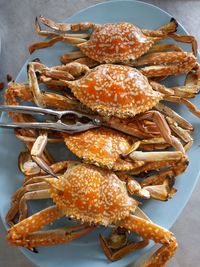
left=0, top=105, right=99, bottom=121
left=0, top=105, right=62, bottom=117
left=0, top=120, right=100, bottom=133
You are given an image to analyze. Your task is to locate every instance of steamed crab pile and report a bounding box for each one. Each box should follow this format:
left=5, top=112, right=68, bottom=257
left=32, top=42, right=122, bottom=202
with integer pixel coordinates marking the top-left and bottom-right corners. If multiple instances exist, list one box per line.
left=4, top=16, right=200, bottom=266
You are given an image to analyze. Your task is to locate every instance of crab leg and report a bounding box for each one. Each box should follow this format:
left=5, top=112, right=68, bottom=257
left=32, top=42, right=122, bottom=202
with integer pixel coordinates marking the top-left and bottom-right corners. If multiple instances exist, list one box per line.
left=6, top=181, right=51, bottom=226
left=59, top=50, right=85, bottom=61
left=150, top=80, right=200, bottom=98
left=16, top=134, right=63, bottom=143
left=39, top=15, right=95, bottom=32
left=141, top=18, right=177, bottom=37
left=21, top=160, right=78, bottom=184
left=185, top=65, right=200, bottom=86
left=134, top=52, right=197, bottom=77
left=137, top=111, right=184, bottom=152
left=29, top=61, right=90, bottom=94
left=4, top=82, right=54, bottom=166
left=169, top=33, right=197, bottom=56
left=141, top=155, right=188, bottom=187
left=129, top=159, right=180, bottom=176
left=118, top=173, right=175, bottom=201
left=29, top=16, right=94, bottom=54
left=60, top=55, right=98, bottom=67
left=164, top=95, right=200, bottom=118
left=140, top=64, right=194, bottom=78
left=31, top=135, right=57, bottom=177
left=20, top=225, right=94, bottom=248
left=117, top=215, right=177, bottom=267
left=19, top=188, right=51, bottom=221
left=32, top=61, right=89, bottom=80
left=105, top=117, right=159, bottom=139
left=134, top=52, right=196, bottom=67
left=155, top=103, right=193, bottom=130
left=129, top=150, right=183, bottom=161
left=7, top=205, right=94, bottom=248
left=4, top=82, right=80, bottom=111
left=61, top=43, right=182, bottom=67
left=30, top=134, right=79, bottom=178
left=165, top=116, right=193, bottom=149
left=29, top=35, right=87, bottom=54
left=8, top=161, right=73, bottom=224
left=169, top=86, right=200, bottom=98
left=148, top=43, right=183, bottom=53
left=135, top=137, right=169, bottom=151
left=34, top=17, right=90, bottom=39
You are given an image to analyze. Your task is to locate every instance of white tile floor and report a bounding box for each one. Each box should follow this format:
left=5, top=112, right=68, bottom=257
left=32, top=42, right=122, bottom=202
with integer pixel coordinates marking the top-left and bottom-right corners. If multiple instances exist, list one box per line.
left=0, top=1, right=200, bottom=266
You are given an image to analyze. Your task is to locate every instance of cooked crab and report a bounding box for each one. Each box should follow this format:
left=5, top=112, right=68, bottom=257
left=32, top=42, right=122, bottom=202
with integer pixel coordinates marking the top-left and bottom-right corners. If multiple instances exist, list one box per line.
left=5, top=60, right=200, bottom=154
left=61, top=127, right=189, bottom=177
left=7, top=161, right=150, bottom=260
left=7, top=161, right=178, bottom=265
left=5, top=133, right=187, bottom=228
left=7, top=152, right=176, bottom=225
left=30, top=62, right=200, bottom=150
left=29, top=16, right=198, bottom=78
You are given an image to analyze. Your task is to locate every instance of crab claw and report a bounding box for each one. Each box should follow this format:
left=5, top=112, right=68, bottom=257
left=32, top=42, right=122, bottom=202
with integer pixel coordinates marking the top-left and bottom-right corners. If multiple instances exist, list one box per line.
left=144, top=176, right=176, bottom=201
left=7, top=206, right=95, bottom=248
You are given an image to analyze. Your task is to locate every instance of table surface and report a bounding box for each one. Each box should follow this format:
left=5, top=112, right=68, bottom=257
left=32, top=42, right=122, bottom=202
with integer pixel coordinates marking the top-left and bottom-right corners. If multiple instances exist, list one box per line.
left=0, top=1, right=200, bottom=266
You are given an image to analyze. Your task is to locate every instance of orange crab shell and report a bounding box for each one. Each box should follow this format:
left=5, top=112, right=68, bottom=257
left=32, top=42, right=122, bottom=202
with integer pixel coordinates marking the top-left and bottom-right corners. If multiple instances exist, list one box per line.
left=68, top=64, right=163, bottom=118
left=49, top=163, right=137, bottom=226
left=77, top=23, right=154, bottom=63
left=63, top=128, right=144, bottom=171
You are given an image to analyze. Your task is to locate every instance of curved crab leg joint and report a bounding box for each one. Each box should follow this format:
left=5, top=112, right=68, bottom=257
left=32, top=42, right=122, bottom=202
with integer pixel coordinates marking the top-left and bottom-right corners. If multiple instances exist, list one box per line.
left=137, top=111, right=184, bottom=153
left=166, top=117, right=193, bottom=148
left=155, top=103, right=193, bottom=130
left=118, top=215, right=178, bottom=266
left=169, top=33, right=197, bottom=56
left=31, top=135, right=57, bottom=177
left=19, top=188, right=51, bottom=222
left=28, top=63, right=45, bottom=107
left=6, top=183, right=51, bottom=225
left=164, top=95, right=200, bottom=118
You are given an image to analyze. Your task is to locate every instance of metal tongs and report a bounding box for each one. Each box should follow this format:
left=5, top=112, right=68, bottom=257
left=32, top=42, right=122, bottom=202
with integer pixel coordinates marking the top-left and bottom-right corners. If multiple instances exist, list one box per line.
left=0, top=105, right=103, bottom=133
